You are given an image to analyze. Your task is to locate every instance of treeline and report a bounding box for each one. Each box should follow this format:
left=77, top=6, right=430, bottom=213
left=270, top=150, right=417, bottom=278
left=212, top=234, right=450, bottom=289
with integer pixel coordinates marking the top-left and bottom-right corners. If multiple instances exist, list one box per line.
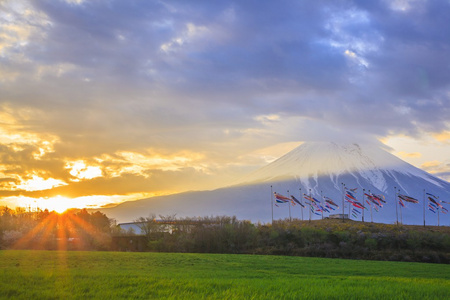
left=116, top=215, right=450, bottom=263
left=1, top=207, right=449, bottom=263
left=0, top=206, right=112, bottom=250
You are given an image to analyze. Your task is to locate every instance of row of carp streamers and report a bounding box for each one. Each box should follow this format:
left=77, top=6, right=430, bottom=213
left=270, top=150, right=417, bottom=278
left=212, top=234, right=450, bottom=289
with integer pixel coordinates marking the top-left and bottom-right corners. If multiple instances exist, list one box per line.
left=274, top=187, right=448, bottom=219
left=274, top=192, right=338, bottom=216
left=426, top=193, right=449, bottom=214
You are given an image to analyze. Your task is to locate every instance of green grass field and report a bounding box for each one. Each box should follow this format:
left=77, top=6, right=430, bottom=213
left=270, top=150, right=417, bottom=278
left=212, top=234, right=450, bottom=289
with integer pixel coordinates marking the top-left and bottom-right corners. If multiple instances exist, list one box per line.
left=0, top=251, right=448, bottom=299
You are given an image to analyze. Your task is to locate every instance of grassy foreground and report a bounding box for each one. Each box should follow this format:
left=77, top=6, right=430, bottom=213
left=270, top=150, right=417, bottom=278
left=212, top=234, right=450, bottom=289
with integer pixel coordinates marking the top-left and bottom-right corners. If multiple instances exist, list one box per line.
left=0, top=251, right=448, bottom=299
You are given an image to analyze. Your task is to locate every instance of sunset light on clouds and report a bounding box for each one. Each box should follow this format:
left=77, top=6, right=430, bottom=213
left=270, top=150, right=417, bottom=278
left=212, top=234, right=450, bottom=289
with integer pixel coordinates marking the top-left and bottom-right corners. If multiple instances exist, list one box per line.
left=0, top=0, right=449, bottom=212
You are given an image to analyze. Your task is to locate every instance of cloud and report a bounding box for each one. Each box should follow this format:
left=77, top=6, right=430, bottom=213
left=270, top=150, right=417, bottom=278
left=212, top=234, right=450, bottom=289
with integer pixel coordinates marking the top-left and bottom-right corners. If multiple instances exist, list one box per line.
left=421, top=160, right=450, bottom=181
left=421, top=161, right=441, bottom=168
left=1, top=0, right=450, bottom=208
left=433, top=131, right=450, bottom=143
left=4, top=1, right=450, bottom=138
left=397, top=151, right=422, bottom=158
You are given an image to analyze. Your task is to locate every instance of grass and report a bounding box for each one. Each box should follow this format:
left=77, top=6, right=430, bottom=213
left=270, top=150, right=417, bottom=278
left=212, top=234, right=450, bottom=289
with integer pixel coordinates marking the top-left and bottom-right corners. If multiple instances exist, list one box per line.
left=0, top=250, right=449, bottom=299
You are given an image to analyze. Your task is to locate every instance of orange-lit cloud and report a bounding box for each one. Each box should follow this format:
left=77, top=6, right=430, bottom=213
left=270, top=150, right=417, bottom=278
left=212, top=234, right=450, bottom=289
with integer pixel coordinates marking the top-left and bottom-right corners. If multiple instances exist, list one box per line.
left=421, top=160, right=450, bottom=181
left=16, top=175, right=67, bottom=192
left=397, top=151, right=422, bottom=158
left=433, top=131, right=450, bottom=143
left=66, top=161, right=102, bottom=181
left=421, top=161, right=441, bottom=168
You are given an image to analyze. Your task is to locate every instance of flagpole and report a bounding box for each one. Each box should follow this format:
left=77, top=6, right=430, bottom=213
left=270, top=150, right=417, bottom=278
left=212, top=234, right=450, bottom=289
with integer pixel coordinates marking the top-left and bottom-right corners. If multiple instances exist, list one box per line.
left=398, top=188, right=402, bottom=225
left=287, top=189, right=291, bottom=222
left=395, top=186, right=398, bottom=225
left=347, top=189, right=351, bottom=218
left=309, top=188, right=312, bottom=223
left=438, top=207, right=440, bottom=226
left=362, top=188, right=365, bottom=223
left=423, top=189, right=426, bottom=227
left=299, top=187, right=303, bottom=221
left=341, top=183, right=345, bottom=222
left=401, top=191, right=403, bottom=225
left=398, top=188, right=403, bottom=225
left=321, top=190, right=323, bottom=220
left=271, top=185, right=273, bottom=225
left=437, top=196, right=440, bottom=227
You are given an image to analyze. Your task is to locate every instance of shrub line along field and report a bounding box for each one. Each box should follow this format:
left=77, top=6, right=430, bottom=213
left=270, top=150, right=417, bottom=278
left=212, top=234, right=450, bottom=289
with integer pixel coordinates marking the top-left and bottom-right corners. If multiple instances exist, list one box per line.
left=2, top=208, right=449, bottom=263
left=114, top=217, right=450, bottom=263
left=1, top=250, right=449, bottom=299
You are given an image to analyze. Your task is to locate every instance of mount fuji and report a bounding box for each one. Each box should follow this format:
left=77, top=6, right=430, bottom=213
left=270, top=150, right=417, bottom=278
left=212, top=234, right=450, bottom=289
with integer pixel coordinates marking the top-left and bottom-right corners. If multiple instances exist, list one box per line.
left=100, top=142, right=450, bottom=226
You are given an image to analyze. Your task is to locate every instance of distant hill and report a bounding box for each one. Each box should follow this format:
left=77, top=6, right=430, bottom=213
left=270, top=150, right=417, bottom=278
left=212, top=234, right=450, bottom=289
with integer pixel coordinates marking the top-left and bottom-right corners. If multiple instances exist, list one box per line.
left=99, top=142, right=450, bottom=226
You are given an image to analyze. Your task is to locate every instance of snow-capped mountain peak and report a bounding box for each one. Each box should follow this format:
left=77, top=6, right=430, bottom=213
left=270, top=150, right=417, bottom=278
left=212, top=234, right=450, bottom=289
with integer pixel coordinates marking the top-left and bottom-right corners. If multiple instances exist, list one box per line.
left=240, top=142, right=442, bottom=193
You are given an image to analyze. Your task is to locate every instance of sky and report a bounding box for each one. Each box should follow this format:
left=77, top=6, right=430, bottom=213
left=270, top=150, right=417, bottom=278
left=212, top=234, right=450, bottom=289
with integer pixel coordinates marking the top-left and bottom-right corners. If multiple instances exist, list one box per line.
left=0, top=0, right=449, bottom=212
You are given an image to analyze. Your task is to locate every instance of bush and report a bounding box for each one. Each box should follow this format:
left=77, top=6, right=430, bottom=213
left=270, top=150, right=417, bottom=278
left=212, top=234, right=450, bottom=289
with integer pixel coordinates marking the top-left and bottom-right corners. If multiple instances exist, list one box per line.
left=364, top=238, right=377, bottom=250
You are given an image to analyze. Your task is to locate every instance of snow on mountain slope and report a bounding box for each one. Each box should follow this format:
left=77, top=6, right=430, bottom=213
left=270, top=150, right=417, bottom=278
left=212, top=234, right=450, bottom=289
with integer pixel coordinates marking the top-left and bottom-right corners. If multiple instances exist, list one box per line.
left=240, top=142, right=443, bottom=191
left=100, top=142, right=450, bottom=226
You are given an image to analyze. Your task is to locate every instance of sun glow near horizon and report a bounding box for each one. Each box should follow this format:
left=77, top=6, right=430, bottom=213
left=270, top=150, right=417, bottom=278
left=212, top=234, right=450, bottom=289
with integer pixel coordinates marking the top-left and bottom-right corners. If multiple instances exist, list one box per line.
left=1, top=193, right=157, bottom=214
left=37, top=196, right=77, bottom=213
left=10, top=195, right=84, bottom=214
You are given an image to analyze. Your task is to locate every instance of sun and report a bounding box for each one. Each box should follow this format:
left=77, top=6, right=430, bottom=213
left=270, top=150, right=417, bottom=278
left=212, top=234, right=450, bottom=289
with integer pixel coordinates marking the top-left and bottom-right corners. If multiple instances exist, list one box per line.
left=37, top=196, right=74, bottom=213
